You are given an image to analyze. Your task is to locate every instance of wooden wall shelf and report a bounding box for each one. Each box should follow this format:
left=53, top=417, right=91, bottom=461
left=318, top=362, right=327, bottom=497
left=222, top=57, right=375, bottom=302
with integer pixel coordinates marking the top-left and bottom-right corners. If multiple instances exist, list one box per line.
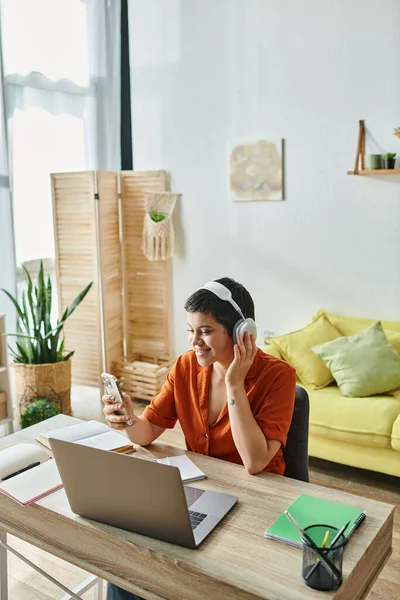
left=348, top=169, right=400, bottom=175
left=348, top=120, right=399, bottom=176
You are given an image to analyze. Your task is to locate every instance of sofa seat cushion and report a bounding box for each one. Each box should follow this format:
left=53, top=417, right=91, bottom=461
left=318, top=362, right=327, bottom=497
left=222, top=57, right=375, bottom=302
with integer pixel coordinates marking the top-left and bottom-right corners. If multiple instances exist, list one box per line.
left=308, top=385, right=400, bottom=449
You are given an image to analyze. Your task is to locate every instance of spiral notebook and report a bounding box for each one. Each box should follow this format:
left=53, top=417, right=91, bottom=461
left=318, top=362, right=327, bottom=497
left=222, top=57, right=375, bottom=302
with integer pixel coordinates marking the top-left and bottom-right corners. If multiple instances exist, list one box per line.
left=264, top=494, right=366, bottom=548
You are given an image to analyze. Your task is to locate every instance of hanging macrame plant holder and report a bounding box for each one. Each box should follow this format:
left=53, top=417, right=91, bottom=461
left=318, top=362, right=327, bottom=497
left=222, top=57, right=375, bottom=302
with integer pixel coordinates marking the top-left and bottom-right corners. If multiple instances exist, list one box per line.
left=142, top=191, right=180, bottom=261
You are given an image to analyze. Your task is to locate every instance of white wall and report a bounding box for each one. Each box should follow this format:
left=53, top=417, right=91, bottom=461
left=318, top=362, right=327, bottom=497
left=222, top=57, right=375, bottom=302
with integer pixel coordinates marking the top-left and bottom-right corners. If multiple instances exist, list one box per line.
left=128, top=0, right=400, bottom=357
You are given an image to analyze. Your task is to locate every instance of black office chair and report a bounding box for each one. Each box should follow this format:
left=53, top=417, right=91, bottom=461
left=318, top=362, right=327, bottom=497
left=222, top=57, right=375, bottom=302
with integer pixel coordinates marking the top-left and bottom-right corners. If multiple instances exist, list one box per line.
left=282, top=385, right=310, bottom=482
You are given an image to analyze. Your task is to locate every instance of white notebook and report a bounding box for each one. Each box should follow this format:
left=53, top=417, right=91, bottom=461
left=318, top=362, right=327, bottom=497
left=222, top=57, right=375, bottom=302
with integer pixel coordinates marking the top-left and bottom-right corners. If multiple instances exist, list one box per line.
left=36, top=420, right=134, bottom=454
left=156, top=455, right=206, bottom=483
left=0, top=459, right=62, bottom=506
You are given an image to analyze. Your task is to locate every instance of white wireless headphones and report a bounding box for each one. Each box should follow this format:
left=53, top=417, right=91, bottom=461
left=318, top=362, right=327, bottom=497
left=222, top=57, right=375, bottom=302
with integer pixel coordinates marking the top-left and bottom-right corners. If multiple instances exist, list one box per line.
left=200, top=281, right=257, bottom=343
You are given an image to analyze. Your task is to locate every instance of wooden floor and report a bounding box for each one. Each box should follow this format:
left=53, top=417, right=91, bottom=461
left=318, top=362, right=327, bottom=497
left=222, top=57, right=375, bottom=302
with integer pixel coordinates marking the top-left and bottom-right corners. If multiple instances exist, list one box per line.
left=310, top=457, right=400, bottom=600
left=4, top=404, right=400, bottom=599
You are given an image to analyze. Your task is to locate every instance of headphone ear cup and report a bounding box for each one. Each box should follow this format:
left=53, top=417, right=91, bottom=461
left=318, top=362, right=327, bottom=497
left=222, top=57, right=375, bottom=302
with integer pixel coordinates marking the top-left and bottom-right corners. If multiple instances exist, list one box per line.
left=233, top=318, right=257, bottom=344
left=232, top=319, right=244, bottom=344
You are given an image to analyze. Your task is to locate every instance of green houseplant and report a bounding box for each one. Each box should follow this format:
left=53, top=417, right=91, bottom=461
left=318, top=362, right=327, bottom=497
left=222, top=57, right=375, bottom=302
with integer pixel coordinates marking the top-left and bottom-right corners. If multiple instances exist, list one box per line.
left=20, top=398, right=61, bottom=429
left=383, top=152, right=396, bottom=169
left=1, top=261, right=92, bottom=422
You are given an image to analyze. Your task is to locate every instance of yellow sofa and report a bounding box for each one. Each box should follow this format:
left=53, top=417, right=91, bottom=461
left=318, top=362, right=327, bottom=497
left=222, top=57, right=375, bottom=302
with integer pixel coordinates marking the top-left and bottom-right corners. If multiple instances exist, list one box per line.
left=264, top=310, right=400, bottom=478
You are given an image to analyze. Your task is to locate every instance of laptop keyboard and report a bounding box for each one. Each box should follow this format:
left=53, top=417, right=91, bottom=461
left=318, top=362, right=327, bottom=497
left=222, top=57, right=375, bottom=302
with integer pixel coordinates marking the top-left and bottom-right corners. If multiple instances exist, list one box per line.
left=189, top=510, right=207, bottom=529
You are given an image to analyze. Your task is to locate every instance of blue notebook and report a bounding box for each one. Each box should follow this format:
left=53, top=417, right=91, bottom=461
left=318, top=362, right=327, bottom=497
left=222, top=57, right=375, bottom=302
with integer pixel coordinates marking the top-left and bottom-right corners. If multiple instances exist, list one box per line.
left=264, top=494, right=366, bottom=548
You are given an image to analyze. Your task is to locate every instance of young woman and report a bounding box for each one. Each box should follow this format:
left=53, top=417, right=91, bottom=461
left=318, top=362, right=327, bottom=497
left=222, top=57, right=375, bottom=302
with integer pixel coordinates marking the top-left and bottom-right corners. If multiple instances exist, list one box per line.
left=103, top=277, right=296, bottom=600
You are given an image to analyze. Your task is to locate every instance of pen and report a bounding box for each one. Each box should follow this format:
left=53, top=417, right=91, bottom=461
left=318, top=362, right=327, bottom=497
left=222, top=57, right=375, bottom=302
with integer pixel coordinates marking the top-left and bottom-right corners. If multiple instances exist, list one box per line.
left=343, top=514, right=366, bottom=545
left=1, top=461, right=41, bottom=481
left=330, top=521, right=351, bottom=548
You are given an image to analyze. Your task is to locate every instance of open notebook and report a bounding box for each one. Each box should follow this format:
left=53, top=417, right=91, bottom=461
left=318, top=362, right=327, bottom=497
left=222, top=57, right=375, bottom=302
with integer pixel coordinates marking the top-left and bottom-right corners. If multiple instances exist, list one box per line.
left=264, top=494, right=366, bottom=548
left=37, top=420, right=134, bottom=454
left=0, top=443, right=62, bottom=506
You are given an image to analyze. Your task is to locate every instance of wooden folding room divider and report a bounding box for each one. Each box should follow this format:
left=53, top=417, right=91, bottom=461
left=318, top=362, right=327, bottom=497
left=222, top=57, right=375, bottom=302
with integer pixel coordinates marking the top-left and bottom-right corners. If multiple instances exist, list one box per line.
left=51, top=170, right=174, bottom=391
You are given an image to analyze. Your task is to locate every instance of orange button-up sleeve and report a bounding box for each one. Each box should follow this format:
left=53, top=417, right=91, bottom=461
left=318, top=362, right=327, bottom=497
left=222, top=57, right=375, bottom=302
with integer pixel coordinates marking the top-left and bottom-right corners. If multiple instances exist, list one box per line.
left=253, top=360, right=296, bottom=448
left=143, top=360, right=179, bottom=429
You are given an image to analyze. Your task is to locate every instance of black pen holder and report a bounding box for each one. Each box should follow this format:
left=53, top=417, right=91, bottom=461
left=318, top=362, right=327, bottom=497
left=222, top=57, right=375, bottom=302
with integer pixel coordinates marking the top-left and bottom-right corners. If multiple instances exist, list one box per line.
left=302, top=524, right=346, bottom=591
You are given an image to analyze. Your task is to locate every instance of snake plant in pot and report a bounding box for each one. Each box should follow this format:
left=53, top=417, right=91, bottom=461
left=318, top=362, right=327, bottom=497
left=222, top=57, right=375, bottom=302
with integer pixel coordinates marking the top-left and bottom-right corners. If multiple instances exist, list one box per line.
left=1, top=261, right=92, bottom=424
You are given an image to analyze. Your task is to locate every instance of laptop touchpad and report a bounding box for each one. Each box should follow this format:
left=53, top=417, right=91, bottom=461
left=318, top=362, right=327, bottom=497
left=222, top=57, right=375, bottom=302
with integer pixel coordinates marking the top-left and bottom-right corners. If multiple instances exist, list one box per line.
left=184, top=486, right=205, bottom=508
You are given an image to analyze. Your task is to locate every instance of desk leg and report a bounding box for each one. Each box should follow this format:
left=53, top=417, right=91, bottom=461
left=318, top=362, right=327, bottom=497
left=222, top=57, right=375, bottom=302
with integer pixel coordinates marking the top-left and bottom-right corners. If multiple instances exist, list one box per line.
left=0, top=530, right=8, bottom=600
left=96, top=578, right=104, bottom=600
left=0, top=537, right=83, bottom=600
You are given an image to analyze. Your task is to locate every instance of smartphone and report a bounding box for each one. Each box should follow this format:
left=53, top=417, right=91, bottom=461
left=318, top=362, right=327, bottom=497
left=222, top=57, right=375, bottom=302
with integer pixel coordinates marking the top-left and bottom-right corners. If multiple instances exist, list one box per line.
left=101, top=372, right=133, bottom=426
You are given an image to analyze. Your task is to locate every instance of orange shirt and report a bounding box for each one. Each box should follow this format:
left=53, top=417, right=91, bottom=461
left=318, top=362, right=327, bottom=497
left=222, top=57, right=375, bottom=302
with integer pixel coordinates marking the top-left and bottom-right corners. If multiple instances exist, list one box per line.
left=143, top=349, right=296, bottom=475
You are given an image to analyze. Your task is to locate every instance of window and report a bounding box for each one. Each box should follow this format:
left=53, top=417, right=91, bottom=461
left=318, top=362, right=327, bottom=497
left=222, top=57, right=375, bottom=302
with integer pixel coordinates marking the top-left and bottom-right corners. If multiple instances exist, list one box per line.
left=1, top=0, right=94, bottom=266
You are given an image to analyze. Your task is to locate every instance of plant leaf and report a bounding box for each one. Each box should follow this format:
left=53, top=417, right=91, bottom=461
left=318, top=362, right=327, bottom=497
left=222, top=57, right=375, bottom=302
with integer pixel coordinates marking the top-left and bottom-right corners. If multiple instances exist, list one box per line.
left=8, top=344, right=22, bottom=362
left=44, top=282, right=93, bottom=340
left=0, top=288, right=26, bottom=326
left=22, top=264, right=37, bottom=334
left=57, top=338, right=65, bottom=361
left=21, top=290, right=31, bottom=333
left=38, top=260, right=46, bottom=335
left=16, top=340, right=31, bottom=363
left=45, top=275, right=52, bottom=335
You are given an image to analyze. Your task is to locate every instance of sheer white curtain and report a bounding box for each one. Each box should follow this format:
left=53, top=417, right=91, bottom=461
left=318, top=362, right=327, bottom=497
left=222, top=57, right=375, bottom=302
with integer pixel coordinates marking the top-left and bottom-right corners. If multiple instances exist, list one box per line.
left=0, top=0, right=121, bottom=270
left=0, top=22, right=16, bottom=331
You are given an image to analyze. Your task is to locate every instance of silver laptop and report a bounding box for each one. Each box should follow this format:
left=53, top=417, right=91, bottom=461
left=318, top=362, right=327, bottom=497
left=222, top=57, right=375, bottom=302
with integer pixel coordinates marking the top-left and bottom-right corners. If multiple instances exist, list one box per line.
left=49, top=438, right=238, bottom=548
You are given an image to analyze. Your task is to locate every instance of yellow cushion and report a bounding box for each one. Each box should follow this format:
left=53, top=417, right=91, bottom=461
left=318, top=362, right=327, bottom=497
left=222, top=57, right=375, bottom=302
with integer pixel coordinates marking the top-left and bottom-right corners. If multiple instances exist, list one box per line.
left=268, top=315, right=342, bottom=389
left=313, top=310, right=400, bottom=353
left=262, top=344, right=282, bottom=359
left=307, top=384, right=400, bottom=449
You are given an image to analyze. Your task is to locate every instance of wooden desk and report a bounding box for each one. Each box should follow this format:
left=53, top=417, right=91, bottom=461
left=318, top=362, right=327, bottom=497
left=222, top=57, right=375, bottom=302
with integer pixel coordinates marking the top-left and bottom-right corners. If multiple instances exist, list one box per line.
left=0, top=415, right=394, bottom=600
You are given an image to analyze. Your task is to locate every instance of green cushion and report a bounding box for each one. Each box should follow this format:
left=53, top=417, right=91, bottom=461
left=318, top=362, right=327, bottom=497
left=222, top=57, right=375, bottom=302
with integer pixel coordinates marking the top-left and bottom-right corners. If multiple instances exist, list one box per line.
left=312, top=322, right=400, bottom=397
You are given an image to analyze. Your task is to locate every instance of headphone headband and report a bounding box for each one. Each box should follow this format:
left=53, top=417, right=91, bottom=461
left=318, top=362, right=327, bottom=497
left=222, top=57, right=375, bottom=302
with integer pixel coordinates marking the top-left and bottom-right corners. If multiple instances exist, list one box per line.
left=199, top=281, right=245, bottom=320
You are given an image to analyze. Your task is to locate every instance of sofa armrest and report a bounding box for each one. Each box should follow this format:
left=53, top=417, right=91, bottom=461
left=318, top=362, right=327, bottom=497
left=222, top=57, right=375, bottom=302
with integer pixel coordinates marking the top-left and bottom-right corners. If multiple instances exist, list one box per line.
left=391, top=411, right=400, bottom=452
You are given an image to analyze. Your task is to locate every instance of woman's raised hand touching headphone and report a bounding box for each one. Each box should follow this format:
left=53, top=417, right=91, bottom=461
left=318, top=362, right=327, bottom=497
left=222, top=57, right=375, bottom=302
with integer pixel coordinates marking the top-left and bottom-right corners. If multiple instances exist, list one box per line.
left=225, top=331, right=257, bottom=388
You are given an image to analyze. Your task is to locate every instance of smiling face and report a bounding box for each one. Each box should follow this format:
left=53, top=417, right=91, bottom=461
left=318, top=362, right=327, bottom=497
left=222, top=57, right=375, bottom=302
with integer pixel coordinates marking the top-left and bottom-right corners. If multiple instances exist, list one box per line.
left=187, top=312, right=234, bottom=368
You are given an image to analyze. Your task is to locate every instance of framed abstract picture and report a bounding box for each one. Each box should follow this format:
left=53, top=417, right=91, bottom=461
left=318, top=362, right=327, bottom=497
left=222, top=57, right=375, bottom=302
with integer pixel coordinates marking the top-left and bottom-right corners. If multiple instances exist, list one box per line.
left=229, top=138, right=284, bottom=201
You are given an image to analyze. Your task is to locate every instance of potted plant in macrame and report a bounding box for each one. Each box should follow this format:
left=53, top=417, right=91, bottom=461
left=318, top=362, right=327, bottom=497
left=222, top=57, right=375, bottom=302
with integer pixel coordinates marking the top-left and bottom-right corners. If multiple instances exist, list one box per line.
left=1, top=261, right=92, bottom=425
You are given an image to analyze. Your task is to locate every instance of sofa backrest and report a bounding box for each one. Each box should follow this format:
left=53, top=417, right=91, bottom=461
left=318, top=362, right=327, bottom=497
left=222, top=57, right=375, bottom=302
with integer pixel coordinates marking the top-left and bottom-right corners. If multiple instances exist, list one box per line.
left=313, top=309, right=400, bottom=334
left=263, top=310, right=400, bottom=360
left=313, top=310, right=400, bottom=355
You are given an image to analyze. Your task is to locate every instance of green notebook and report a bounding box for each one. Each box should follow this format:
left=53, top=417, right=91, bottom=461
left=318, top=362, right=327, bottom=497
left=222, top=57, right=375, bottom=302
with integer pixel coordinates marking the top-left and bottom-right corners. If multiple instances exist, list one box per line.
left=264, top=494, right=366, bottom=548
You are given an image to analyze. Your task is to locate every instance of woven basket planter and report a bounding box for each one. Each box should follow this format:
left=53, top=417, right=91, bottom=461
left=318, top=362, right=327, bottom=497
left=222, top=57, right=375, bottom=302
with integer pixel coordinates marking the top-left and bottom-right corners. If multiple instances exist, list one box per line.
left=111, top=353, right=173, bottom=402
left=11, top=360, right=72, bottom=424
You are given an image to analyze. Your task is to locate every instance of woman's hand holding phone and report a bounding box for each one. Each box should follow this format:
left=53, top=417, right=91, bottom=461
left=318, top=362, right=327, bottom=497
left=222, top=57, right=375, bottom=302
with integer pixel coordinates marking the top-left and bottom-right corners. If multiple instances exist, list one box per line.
left=101, top=372, right=137, bottom=430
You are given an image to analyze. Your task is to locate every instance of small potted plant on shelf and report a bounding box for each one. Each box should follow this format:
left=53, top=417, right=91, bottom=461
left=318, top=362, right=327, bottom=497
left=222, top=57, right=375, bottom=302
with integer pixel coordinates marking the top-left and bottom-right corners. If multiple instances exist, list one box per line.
left=1, top=261, right=92, bottom=424
left=383, top=152, right=396, bottom=169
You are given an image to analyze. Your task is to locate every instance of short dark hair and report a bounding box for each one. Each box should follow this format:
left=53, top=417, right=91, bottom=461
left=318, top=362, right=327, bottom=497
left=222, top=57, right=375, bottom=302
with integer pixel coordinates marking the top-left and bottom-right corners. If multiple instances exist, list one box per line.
left=184, top=277, right=255, bottom=337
